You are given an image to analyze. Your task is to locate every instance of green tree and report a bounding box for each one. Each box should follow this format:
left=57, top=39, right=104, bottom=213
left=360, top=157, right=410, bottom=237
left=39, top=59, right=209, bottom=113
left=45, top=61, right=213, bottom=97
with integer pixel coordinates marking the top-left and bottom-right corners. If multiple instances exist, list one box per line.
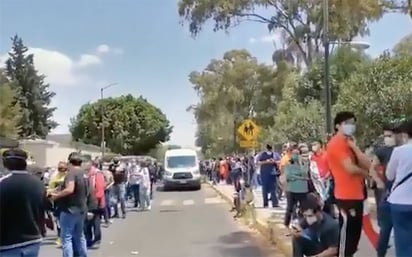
left=297, top=46, right=371, bottom=103
left=70, top=94, right=173, bottom=155
left=178, top=0, right=401, bottom=66
left=393, top=33, right=412, bottom=56
left=5, top=35, right=57, bottom=138
left=263, top=71, right=325, bottom=143
left=0, top=70, right=21, bottom=137
left=187, top=49, right=279, bottom=155
left=335, top=53, right=412, bottom=146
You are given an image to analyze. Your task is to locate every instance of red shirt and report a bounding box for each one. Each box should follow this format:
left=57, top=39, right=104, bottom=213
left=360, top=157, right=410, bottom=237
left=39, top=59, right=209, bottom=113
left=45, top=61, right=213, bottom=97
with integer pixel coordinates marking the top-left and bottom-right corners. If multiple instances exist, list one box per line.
left=311, top=151, right=329, bottom=178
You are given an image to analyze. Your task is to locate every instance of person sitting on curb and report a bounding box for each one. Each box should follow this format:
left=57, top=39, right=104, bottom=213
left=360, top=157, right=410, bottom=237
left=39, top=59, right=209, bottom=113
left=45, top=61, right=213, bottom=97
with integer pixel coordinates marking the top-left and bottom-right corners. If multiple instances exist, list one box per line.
left=290, top=195, right=339, bottom=257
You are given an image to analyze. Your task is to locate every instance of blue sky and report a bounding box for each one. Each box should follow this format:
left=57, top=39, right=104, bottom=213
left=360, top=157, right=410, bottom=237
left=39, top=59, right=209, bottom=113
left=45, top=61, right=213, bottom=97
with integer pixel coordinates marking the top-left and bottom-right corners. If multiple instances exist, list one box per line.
left=0, top=1, right=411, bottom=147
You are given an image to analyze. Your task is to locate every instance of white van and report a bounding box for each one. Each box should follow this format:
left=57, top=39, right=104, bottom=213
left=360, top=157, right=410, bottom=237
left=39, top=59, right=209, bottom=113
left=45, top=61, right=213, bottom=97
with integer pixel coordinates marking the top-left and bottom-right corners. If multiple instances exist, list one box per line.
left=163, top=148, right=201, bottom=190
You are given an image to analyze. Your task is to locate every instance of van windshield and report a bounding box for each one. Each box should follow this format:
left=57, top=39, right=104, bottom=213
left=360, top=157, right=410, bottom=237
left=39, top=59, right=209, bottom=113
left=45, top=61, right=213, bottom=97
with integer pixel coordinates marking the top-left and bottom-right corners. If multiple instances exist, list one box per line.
left=166, top=156, right=196, bottom=169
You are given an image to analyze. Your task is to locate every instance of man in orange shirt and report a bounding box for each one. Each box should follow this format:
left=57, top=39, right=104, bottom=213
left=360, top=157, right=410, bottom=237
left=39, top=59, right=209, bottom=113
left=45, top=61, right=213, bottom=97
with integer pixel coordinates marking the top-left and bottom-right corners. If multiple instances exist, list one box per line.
left=326, top=111, right=371, bottom=257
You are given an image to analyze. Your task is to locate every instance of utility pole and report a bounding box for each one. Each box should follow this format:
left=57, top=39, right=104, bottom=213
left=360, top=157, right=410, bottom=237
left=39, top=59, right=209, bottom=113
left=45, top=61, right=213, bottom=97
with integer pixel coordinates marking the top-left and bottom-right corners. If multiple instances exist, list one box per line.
left=232, top=101, right=237, bottom=154
left=323, top=0, right=332, bottom=135
left=100, top=83, right=117, bottom=158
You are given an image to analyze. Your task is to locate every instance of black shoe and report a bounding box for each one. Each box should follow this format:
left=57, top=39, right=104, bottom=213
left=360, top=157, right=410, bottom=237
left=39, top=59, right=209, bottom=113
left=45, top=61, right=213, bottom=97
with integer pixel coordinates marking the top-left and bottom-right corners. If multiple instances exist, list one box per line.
left=122, top=214, right=126, bottom=219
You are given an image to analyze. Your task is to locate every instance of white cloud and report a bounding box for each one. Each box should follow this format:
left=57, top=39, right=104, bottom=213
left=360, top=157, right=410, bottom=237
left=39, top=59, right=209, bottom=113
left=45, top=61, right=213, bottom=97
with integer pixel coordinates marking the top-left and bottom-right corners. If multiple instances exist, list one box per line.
left=77, top=54, right=102, bottom=67
left=249, top=32, right=282, bottom=45
left=96, top=44, right=110, bottom=54
left=96, top=44, right=124, bottom=55
left=0, top=45, right=109, bottom=134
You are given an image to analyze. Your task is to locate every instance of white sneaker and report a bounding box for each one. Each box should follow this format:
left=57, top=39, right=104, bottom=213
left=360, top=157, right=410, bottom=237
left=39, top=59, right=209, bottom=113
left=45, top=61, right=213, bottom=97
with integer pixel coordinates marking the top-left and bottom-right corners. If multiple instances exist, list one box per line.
left=147, top=205, right=151, bottom=210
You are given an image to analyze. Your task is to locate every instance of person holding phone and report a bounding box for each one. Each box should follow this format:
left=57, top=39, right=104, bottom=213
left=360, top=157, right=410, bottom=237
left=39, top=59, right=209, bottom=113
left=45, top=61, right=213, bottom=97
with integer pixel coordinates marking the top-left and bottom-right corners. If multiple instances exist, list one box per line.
left=291, top=195, right=339, bottom=257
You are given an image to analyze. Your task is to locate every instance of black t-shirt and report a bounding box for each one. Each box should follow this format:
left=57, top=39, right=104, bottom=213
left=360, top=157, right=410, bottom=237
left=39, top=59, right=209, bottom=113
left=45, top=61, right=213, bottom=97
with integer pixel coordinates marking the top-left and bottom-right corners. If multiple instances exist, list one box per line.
left=0, top=172, right=46, bottom=249
left=59, top=168, right=88, bottom=214
left=375, top=146, right=394, bottom=171
left=299, top=212, right=340, bottom=251
left=375, top=145, right=394, bottom=188
left=109, top=163, right=127, bottom=184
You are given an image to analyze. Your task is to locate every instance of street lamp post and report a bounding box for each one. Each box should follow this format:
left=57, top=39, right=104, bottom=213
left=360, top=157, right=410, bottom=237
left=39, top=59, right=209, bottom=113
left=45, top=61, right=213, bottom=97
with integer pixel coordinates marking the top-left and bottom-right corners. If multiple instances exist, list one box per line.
left=323, top=0, right=369, bottom=136
left=100, top=83, right=118, bottom=158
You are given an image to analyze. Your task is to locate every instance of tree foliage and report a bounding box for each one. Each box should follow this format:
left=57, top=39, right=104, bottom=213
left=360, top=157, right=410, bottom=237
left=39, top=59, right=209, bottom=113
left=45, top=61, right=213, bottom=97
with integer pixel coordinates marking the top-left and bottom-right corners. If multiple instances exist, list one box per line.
left=335, top=53, right=412, bottom=146
left=70, top=94, right=173, bottom=155
left=187, top=49, right=280, bottom=155
left=5, top=35, right=57, bottom=138
left=178, top=0, right=407, bottom=66
left=0, top=70, right=21, bottom=138
left=393, top=33, right=412, bottom=56
left=187, top=37, right=412, bottom=156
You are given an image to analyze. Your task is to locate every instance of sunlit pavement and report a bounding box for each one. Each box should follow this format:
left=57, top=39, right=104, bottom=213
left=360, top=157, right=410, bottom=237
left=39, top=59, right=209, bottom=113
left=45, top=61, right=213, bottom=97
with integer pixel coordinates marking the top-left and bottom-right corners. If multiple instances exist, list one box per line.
left=39, top=185, right=284, bottom=257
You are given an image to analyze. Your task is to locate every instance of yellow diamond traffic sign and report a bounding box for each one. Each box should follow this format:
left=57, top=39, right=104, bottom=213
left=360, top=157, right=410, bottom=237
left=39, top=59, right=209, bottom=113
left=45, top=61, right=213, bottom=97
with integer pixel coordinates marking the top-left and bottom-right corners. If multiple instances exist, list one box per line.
left=239, top=140, right=258, bottom=148
left=238, top=119, right=260, bottom=141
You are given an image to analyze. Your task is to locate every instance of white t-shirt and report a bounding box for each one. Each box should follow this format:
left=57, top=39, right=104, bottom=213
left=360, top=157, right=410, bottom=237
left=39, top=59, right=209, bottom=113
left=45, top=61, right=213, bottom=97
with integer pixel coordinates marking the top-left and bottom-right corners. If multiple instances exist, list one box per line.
left=386, top=141, right=412, bottom=205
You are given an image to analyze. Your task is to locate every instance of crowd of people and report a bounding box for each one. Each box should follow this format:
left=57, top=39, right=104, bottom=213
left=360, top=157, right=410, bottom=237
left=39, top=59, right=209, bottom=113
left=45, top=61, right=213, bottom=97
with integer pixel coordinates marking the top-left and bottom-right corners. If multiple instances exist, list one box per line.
left=206, top=111, right=412, bottom=257
left=0, top=151, right=159, bottom=257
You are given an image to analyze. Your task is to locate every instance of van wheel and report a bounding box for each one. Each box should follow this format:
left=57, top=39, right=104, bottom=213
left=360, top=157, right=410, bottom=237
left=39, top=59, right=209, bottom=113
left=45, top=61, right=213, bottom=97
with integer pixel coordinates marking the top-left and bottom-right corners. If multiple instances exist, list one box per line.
left=193, top=184, right=201, bottom=191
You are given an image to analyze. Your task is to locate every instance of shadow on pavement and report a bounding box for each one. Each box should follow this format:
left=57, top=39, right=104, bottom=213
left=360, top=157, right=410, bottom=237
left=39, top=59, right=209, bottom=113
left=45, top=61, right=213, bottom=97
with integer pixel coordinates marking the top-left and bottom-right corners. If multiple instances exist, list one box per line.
left=218, top=231, right=253, bottom=245
left=214, top=231, right=265, bottom=257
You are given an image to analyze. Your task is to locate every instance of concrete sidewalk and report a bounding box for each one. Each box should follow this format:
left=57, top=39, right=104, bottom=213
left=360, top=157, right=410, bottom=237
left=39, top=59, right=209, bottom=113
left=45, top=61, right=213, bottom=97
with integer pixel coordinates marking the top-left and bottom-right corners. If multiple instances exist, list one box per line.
left=209, top=183, right=394, bottom=256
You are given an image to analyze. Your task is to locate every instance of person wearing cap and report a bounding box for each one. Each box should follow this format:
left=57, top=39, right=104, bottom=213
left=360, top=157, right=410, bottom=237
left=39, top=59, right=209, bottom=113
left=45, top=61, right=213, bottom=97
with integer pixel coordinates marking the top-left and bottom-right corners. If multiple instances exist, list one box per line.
left=385, top=117, right=412, bottom=256
left=49, top=152, right=88, bottom=257
left=0, top=148, right=46, bottom=257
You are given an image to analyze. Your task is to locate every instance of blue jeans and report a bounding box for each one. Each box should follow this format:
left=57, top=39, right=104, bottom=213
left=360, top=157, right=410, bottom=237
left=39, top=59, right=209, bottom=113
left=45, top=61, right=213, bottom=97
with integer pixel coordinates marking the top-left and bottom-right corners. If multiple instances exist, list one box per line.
left=113, top=183, right=126, bottom=216
left=129, top=184, right=140, bottom=207
left=391, top=203, right=412, bottom=257
left=0, top=243, right=40, bottom=257
left=104, top=188, right=112, bottom=221
left=377, top=200, right=392, bottom=257
left=261, top=176, right=278, bottom=207
left=60, top=211, right=88, bottom=257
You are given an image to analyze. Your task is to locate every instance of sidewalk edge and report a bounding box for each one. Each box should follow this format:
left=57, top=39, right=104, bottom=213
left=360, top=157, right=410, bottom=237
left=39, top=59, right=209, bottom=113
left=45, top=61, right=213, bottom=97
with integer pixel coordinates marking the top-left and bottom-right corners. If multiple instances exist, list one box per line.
left=207, top=183, right=292, bottom=256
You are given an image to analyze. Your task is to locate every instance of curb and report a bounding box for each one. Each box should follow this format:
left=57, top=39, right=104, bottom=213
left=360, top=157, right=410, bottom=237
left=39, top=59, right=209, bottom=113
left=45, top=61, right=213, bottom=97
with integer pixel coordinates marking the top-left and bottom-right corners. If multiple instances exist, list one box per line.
left=207, top=183, right=379, bottom=257
left=207, top=183, right=292, bottom=256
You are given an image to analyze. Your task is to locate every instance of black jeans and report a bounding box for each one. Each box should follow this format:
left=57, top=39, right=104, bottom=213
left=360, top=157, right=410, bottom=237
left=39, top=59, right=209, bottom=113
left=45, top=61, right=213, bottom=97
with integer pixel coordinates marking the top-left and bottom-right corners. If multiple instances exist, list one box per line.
left=284, top=192, right=307, bottom=226
left=336, top=199, right=363, bottom=257
left=292, top=236, right=323, bottom=257
left=84, top=209, right=102, bottom=247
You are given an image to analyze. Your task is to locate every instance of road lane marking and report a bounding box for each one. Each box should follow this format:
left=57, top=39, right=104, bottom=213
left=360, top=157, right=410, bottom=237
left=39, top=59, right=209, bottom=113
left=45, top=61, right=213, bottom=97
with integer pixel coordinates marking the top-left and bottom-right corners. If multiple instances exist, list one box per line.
left=204, top=197, right=224, bottom=204
left=160, top=200, right=174, bottom=206
left=183, top=199, right=195, bottom=205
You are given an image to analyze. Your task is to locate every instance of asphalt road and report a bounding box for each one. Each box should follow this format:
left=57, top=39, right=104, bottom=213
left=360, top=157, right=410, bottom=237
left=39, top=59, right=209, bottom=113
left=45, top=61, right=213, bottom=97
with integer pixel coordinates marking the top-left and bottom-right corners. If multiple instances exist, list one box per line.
left=39, top=184, right=284, bottom=257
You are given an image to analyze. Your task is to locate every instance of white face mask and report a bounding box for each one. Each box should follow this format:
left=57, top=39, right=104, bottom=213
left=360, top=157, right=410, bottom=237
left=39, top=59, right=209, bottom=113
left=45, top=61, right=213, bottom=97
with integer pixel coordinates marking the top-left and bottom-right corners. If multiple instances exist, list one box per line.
left=342, top=124, right=356, bottom=136
left=305, top=216, right=318, bottom=225
left=384, top=137, right=396, bottom=146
